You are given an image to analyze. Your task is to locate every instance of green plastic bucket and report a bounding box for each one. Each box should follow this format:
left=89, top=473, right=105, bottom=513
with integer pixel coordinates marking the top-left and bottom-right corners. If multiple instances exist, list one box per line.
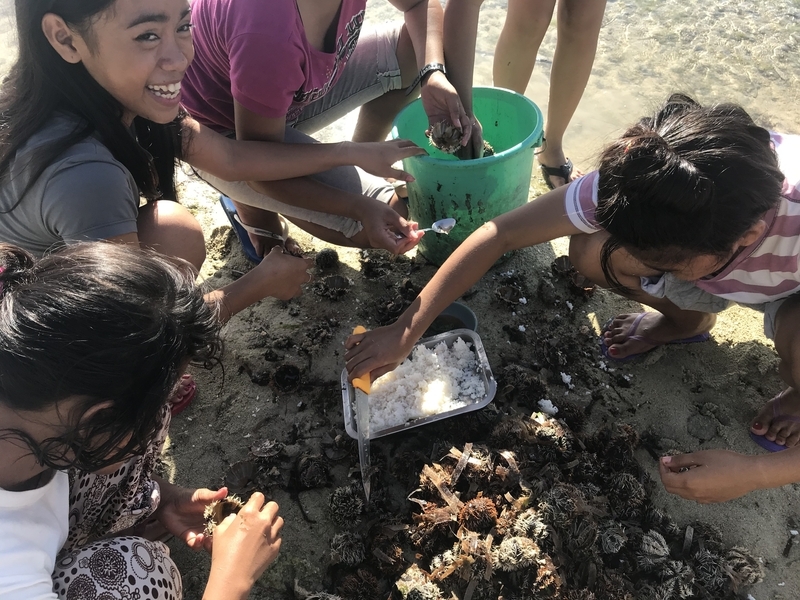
left=391, top=87, right=543, bottom=265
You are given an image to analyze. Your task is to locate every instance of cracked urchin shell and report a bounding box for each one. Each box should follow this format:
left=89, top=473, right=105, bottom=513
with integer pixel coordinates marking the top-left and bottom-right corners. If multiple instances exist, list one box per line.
left=599, top=522, right=628, bottom=555
left=725, top=546, right=763, bottom=587
left=395, top=565, right=443, bottom=600
left=492, top=536, right=541, bottom=572
left=566, top=516, right=598, bottom=554
left=337, top=569, right=379, bottom=600
left=297, top=453, right=330, bottom=489
left=330, top=531, right=366, bottom=566
left=637, top=530, right=670, bottom=571
left=329, top=486, right=364, bottom=528
left=691, top=548, right=728, bottom=592
left=427, top=121, right=463, bottom=154
left=511, top=508, right=549, bottom=542
left=203, top=495, right=244, bottom=536
left=457, top=496, right=498, bottom=532
left=657, top=560, right=694, bottom=598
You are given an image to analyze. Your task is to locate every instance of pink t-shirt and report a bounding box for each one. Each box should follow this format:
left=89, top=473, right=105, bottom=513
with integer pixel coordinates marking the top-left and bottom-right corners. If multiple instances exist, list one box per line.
left=182, top=0, right=366, bottom=132
left=564, top=133, right=800, bottom=304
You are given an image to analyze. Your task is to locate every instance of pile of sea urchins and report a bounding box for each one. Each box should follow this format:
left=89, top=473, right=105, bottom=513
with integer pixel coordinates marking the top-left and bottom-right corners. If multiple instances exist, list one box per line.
left=317, top=411, right=762, bottom=600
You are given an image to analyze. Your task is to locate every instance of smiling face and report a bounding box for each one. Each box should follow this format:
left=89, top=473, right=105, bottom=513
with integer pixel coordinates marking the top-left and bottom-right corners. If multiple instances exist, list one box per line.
left=63, top=0, right=194, bottom=125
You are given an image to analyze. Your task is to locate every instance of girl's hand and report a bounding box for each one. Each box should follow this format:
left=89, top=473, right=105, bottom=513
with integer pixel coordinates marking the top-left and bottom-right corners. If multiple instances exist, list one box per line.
left=206, top=493, right=284, bottom=596
left=254, top=246, right=314, bottom=300
left=156, top=483, right=228, bottom=552
left=420, top=71, right=472, bottom=145
left=358, top=202, right=422, bottom=255
left=347, top=139, right=427, bottom=181
left=345, top=322, right=415, bottom=381
left=658, top=450, right=759, bottom=503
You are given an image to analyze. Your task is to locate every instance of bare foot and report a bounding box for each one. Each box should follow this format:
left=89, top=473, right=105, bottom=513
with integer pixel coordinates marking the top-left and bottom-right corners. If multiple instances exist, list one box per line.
left=750, top=389, right=800, bottom=448
left=602, top=312, right=714, bottom=360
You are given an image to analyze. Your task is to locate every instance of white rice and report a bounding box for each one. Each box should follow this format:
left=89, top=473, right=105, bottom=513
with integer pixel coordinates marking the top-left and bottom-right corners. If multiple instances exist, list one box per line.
left=367, top=337, right=485, bottom=432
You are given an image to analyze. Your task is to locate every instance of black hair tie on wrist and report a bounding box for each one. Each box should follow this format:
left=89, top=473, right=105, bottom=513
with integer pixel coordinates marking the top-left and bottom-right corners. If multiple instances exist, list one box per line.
left=405, top=63, right=447, bottom=96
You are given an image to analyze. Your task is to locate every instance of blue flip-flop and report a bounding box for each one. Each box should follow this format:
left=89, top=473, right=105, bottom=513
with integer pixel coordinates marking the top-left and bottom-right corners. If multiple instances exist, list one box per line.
left=749, top=393, right=800, bottom=452
left=219, top=195, right=261, bottom=263
left=600, top=313, right=710, bottom=363
left=219, top=195, right=289, bottom=264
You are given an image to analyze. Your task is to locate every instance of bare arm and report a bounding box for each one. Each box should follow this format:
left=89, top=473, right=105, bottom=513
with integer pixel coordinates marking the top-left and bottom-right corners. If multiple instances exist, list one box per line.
left=443, top=0, right=484, bottom=116
left=345, top=185, right=580, bottom=379
left=231, top=100, right=419, bottom=252
left=181, top=115, right=424, bottom=183
left=107, top=234, right=313, bottom=324
left=391, top=0, right=472, bottom=138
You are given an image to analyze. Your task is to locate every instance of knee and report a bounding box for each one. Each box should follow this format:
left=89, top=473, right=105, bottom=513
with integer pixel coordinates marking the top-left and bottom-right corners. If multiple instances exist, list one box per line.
left=138, top=201, right=206, bottom=271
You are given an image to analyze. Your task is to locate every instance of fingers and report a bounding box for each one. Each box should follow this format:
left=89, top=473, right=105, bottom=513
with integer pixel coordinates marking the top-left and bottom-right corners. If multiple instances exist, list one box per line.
left=388, top=167, right=415, bottom=182
left=345, top=332, right=366, bottom=350
left=459, top=114, right=473, bottom=147
left=193, top=486, right=228, bottom=503
left=660, top=454, right=702, bottom=472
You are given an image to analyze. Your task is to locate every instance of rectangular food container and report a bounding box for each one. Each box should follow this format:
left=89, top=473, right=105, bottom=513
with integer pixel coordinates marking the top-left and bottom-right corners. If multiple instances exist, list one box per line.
left=341, top=329, right=497, bottom=440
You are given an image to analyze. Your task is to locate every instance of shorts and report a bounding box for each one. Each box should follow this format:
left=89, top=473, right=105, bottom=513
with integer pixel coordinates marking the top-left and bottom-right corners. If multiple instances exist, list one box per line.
left=196, top=23, right=403, bottom=239
left=640, top=273, right=788, bottom=340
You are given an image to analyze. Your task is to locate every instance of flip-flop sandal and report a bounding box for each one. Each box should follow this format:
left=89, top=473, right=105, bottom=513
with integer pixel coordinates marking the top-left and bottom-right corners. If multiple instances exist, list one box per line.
left=170, top=374, right=197, bottom=416
left=600, top=313, right=711, bottom=363
left=749, top=392, right=800, bottom=452
left=540, top=158, right=574, bottom=190
left=219, top=195, right=288, bottom=264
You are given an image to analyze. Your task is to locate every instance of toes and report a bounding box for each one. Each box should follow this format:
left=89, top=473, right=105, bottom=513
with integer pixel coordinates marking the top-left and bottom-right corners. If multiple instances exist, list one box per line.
left=785, top=431, right=800, bottom=448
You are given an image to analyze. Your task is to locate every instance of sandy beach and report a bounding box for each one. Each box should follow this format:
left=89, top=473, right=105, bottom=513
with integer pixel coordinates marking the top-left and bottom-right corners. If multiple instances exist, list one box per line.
left=1, top=0, right=799, bottom=598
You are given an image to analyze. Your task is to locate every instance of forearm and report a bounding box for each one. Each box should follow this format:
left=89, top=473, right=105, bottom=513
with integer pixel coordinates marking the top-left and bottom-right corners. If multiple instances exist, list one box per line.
left=203, top=573, right=251, bottom=600
left=183, top=118, right=364, bottom=182
left=443, top=0, right=483, bottom=114
left=753, top=446, right=800, bottom=490
left=248, top=176, right=369, bottom=221
left=397, top=187, right=577, bottom=341
left=205, top=272, right=274, bottom=324
left=402, top=0, right=445, bottom=70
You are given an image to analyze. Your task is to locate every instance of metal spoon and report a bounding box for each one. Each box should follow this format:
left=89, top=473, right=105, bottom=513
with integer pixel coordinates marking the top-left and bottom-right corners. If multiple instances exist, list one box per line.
left=418, top=218, right=457, bottom=235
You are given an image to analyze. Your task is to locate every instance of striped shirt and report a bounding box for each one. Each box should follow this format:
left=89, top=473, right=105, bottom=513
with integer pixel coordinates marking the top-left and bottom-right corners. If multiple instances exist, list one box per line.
left=564, top=132, right=800, bottom=304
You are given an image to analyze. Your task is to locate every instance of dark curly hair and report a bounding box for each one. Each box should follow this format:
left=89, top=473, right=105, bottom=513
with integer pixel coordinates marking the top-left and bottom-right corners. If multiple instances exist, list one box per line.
left=0, top=242, right=221, bottom=472
left=595, top=93, right=785, bottom=289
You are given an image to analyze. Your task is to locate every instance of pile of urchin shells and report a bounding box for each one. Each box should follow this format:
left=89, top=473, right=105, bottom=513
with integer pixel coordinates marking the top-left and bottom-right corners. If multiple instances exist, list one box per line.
left=311, top=411, right=762, bottom=600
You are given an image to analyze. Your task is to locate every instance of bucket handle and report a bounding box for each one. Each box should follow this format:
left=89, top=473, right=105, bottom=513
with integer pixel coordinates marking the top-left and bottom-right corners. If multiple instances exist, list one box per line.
left=530, top=132, right=544, bottom=149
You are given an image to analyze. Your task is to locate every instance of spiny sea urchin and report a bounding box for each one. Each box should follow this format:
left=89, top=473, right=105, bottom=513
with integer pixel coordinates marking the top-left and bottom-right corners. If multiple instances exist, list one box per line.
left=330, top=531, right=366, bottom=566
left=457, top=496, right=498, bottom=532
left=203, top=495, right=244, bottom=536
left=329, top=486, right=364, bottom=529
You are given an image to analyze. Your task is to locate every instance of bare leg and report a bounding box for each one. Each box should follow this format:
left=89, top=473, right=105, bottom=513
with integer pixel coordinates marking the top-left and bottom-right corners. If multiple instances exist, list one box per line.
left=751, top=296, right=800, bottom=447
left=137, top=200, right=206, bottom=271
left=537, top=0, right=606, bottom=187
left=493, top=0, right=555, bottom=93
left=352, top=26, right=418, bottom=143
left=570, top=232, right=715, bottom=359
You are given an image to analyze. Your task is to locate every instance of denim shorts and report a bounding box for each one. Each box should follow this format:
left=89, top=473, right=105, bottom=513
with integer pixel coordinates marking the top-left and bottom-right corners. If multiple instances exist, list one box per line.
left=640, top=273, right=787, bottom=340
left=197, top=23, right=403, bottom=239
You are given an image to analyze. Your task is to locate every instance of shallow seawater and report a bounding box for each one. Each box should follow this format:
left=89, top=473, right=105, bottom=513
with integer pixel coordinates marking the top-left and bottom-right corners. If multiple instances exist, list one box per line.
left=1, top=0, right=796, bottom=167
left=353, top=0, right=800, bottom=170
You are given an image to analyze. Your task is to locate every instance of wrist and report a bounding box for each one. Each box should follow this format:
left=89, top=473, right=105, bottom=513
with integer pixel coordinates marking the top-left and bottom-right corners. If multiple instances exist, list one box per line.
left=338, top=141, right=357, bottom=167
left=405, top=63, right=447, bottom=96
left=204, top=568, right=251, bottom=600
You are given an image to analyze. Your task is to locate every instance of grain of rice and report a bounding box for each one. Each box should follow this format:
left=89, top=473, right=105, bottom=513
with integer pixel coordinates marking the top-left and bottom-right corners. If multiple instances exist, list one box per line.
left=367, top=337, right=484, bottom=432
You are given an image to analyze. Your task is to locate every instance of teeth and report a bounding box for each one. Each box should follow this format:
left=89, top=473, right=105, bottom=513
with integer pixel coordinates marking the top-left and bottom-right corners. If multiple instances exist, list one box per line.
left=148, top=82, right=181, bottom=99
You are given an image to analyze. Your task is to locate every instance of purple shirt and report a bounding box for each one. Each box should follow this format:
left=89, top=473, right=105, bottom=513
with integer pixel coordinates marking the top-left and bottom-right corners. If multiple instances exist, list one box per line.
left=183, top=0, right=366, bottom=132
